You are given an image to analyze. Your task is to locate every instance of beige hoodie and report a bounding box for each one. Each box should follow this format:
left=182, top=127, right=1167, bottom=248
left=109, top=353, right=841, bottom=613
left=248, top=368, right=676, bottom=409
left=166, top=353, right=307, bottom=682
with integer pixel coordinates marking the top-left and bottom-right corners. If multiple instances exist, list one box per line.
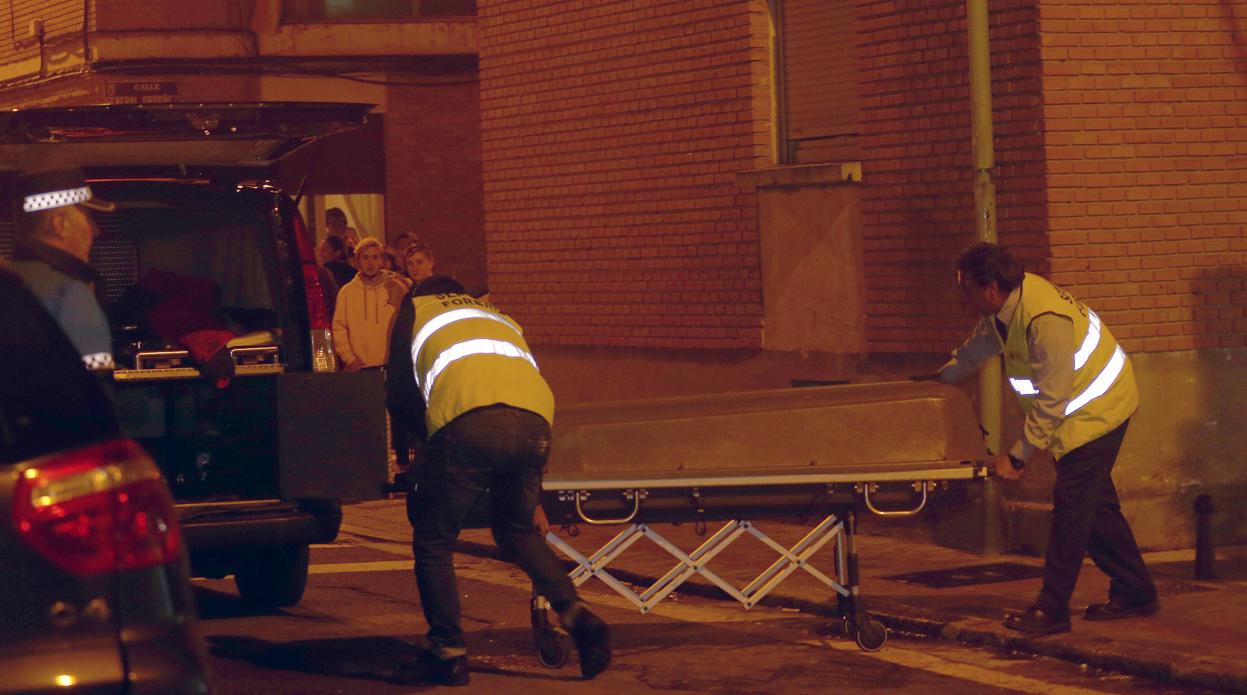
left=331, top=271, right=409, bottom=368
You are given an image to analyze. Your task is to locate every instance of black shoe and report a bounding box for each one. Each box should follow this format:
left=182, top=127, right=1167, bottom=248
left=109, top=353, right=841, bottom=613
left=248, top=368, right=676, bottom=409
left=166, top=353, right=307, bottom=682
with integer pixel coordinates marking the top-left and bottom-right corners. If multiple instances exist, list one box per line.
left=1084, top=599, right=1160, bottom=621
left=1003, top=607, right=1071, bottom=635
left=567, top=607, right=611, bottom=679
left=396, top=651, right=470, bottom=687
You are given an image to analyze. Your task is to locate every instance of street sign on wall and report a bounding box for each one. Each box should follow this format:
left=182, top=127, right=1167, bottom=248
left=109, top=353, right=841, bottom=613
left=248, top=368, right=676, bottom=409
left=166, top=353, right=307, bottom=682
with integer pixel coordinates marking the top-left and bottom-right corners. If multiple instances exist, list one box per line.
left=106, top=82, right=178, bottom=105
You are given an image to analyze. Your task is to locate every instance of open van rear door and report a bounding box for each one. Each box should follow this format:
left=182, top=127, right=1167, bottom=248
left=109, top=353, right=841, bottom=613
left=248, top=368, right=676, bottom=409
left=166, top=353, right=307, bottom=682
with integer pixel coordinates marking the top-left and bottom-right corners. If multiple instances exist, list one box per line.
left=0, top=102, right=372, bottom=170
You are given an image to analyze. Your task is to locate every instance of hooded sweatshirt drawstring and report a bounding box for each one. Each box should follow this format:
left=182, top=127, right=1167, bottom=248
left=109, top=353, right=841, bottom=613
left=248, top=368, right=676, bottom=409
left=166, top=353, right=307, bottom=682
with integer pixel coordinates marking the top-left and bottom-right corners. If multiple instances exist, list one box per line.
left=331, top=272, right=406, bottom=368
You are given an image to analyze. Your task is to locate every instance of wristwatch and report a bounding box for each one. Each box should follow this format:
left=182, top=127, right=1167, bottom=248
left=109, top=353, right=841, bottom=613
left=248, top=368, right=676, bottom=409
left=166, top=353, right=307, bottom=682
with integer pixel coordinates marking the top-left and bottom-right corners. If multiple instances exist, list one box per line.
left=1008, top=453, right=1026, bottom=470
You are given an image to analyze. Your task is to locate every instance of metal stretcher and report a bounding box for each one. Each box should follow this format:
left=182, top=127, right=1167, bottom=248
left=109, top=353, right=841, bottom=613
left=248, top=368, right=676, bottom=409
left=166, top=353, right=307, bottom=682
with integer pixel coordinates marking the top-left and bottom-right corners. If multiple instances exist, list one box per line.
left=529, top=381, right=989, bottom=660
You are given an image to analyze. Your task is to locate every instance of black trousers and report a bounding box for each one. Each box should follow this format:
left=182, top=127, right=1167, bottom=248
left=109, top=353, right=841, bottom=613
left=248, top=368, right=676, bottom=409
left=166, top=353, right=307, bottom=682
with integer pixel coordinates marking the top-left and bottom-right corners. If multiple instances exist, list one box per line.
left=410, top=405, right=578, bottom=657
left=1035, top=419, right=1157, bottom=616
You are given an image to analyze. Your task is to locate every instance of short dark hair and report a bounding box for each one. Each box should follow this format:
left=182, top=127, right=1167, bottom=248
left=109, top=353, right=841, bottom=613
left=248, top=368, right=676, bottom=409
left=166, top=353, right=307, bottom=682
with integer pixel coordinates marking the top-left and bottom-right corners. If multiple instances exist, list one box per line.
left=325, top=207, right=347, bottom=222
left=404, top=241, right=433, bottom=260
left=413, top=275, right=465, bottom=297
left=322, top=234, right=346, bottom=258
left=956, top=242, right=1025, bottom=293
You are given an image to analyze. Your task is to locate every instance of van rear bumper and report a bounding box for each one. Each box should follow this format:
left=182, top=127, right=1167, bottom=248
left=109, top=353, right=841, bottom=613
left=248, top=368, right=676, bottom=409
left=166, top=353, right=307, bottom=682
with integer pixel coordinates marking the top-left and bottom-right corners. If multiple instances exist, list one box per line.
left=177, top=499, right=342, bottom=551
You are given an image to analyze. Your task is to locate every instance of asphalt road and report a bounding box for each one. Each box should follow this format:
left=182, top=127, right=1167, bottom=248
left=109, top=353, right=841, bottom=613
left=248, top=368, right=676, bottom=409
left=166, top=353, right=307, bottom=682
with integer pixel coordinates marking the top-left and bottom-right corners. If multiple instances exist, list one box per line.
left=193, top=528, right=1221, bottom=694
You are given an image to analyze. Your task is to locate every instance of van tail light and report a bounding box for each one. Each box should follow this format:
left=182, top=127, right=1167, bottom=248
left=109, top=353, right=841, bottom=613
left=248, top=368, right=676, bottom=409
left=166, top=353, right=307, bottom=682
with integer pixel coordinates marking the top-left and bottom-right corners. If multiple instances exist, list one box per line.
left=290, top=208, right=337, bottom=372
left=14, top=439, right=182, bottom=576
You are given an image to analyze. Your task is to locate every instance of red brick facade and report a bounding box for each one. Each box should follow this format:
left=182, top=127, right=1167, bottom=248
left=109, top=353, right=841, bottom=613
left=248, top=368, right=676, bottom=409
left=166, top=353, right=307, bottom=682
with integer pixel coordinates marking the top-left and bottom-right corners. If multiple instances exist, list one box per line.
left=477, top=0, right=767, bottom=348
left=479, top=0, right=1247, bottom=356
left=384, top=79, right=487, bottom=295
left=1040, top=0, right=1247, bottom=352
left=858, top=0, right=1047, bottom=354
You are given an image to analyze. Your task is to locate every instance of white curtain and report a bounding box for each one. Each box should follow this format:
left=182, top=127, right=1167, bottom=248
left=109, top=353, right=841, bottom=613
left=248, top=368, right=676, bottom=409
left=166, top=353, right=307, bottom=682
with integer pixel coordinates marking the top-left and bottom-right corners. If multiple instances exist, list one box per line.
left=342, top=194, right=385, bottom=242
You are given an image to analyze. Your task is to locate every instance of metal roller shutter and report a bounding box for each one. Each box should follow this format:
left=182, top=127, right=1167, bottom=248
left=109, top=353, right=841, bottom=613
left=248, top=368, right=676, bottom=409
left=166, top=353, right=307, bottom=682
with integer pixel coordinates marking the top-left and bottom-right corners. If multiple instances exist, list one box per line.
left=780, top=0, right=859, bottom=164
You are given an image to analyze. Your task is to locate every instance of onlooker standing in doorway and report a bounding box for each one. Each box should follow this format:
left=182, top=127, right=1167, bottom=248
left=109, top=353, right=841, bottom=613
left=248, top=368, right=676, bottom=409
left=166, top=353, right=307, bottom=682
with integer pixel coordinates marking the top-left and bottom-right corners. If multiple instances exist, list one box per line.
left=331, top=237, right=407, bottom=371
left=386, top=242, right=436, bottom=469
left=402, top=242, right=435, bottom=287
left=325, top=206, right=359, bottom=249
left=392, top=231, right=419, bottom=260
left=317, top=234, right=357, bottom=292
left=9, top=168, right=117, bottom=374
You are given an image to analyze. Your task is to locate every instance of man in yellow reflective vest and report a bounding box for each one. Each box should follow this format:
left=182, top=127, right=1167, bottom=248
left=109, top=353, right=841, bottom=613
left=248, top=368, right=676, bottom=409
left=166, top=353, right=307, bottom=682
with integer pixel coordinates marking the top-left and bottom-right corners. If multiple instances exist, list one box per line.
left=935, top=243, right=1158, bottom=635
left=398, top=276, right=610, bottom=686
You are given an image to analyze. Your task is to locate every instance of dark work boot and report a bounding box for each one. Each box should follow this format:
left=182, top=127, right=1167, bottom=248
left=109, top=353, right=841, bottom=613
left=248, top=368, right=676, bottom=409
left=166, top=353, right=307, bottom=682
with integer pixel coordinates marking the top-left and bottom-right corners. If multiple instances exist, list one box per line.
left=566, top=605, right=611, bottom=679
left=1003, top=606, right=1071, bottom=635
left=1084, top=599, right=1160, bottom=621
left=396, top=651, right=469, bottom=687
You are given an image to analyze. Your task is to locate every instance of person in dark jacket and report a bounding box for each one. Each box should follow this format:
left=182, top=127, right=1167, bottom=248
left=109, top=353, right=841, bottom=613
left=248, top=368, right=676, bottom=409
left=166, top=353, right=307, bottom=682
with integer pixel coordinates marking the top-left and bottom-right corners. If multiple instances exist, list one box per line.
left=0, top=260, right=119, bottom=460
left=317, top=234, right=357, bottom=291
left=8, top=168, right=117, bottom=374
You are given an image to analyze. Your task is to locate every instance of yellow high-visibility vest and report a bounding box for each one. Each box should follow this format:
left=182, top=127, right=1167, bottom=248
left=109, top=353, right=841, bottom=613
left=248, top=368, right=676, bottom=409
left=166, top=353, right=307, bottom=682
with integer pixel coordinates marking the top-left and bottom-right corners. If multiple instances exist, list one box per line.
left=1000, top=273, right=1138, bottom=460
left=409, top=292, right=554, bottom=437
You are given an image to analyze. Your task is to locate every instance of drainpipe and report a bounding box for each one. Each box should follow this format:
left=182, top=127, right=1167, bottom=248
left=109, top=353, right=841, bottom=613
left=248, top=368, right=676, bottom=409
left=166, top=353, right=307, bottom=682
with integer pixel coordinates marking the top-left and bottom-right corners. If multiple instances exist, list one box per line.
left=968, top=0, right=1003, bottom=555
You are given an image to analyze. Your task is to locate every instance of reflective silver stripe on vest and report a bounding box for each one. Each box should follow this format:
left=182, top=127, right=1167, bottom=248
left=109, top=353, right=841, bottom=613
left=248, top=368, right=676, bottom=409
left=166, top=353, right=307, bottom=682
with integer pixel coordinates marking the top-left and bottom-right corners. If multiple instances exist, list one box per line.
left=411, top=308, right=521, bottom=373
left=1009, top=309, right=1104, bottom=399
left=421, top=338, right=538, bottom=401
left=82, top=352, right=115, bottom=371
left=1064, top=345, right=1126, bottom=416
left=1073, top=310, right=1101, bottom=370
left=1009, top=377, right=1040, bottom=396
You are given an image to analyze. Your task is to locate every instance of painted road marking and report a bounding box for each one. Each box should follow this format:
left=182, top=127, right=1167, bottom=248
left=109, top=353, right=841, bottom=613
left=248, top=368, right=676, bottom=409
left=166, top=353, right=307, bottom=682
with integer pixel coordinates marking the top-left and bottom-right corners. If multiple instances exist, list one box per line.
left=310, top=560, right=411, bottom=574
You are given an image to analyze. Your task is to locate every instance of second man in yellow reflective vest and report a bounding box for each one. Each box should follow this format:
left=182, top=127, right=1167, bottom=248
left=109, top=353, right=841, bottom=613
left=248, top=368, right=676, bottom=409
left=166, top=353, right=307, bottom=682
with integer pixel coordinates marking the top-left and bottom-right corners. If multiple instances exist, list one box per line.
left=397, top=276, right=610, bottom=686
left=936, top=243, right=1157, bottom=636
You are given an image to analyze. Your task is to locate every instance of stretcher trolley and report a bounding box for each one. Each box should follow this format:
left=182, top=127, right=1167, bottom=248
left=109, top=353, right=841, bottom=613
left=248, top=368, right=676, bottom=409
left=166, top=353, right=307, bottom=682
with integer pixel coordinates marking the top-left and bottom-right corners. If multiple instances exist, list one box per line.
left=530, top=381, right=990, bottom=661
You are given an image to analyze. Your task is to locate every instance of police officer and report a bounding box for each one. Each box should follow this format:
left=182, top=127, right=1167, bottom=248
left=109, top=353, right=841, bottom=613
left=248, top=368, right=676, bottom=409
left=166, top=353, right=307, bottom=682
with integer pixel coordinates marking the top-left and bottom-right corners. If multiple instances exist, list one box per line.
left=933, top=242, right=1157, bottom=635
left=399, top=276, right=610, bottom=686
left=9, top=168, right=116, bottom=374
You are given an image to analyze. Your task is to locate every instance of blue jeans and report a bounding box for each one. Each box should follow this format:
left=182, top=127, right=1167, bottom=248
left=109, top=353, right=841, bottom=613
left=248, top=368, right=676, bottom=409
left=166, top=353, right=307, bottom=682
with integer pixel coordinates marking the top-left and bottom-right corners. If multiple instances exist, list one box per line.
left=411, top=405, right=578, bottom=657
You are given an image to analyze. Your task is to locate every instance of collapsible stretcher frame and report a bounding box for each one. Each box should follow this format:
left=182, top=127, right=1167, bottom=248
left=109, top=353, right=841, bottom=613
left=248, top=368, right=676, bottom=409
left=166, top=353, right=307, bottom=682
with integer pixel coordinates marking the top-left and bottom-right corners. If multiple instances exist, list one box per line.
left=534, top=468, right=982, bottom=657
left=523, top=382, right=990, bottom=661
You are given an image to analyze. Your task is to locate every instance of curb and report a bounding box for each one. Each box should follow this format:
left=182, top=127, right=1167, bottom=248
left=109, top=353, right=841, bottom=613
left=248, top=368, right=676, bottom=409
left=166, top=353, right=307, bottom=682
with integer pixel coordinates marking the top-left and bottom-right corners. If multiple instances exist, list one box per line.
left=452, top=538, right=1247, bottom=694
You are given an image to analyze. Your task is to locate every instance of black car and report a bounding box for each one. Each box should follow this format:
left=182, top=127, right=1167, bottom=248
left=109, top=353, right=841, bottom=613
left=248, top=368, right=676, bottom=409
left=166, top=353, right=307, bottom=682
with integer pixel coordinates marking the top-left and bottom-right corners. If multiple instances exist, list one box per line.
left=0, top=103, right=389, bottom=608
left=0, top=264, right=211, bottom=694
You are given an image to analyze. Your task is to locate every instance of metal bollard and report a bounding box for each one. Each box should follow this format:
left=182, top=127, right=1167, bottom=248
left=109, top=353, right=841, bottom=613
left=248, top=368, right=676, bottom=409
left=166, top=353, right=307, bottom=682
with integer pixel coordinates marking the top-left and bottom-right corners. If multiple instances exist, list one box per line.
left=1194, top=494, right=1215, bottom=580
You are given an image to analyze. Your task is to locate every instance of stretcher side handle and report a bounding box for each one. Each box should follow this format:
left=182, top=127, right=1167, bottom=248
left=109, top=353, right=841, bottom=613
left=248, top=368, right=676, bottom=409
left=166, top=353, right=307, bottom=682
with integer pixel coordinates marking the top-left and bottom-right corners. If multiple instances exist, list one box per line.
left=574, top=490, right=642, bottom=525
left=861, top=481, right=929, bottom=518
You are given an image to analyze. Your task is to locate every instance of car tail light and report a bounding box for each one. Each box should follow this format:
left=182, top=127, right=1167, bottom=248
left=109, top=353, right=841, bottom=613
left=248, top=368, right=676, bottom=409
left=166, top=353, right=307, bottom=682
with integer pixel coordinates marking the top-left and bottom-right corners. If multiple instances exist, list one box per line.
left=13, top=439, right=182, bottom=575
left=290, top=208, right=337, bottom=372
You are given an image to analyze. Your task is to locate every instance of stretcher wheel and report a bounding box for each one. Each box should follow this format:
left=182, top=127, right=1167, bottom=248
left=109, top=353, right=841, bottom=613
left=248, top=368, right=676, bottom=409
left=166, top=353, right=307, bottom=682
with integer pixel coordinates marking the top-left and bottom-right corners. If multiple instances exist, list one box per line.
left=536, top=628, right=571, bottom=668
left=854, top=618, right=888, bottom=652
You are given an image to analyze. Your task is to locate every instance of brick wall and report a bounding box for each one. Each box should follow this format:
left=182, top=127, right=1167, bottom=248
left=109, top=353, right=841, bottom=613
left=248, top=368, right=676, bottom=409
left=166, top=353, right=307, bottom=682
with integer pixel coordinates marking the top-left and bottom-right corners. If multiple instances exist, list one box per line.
left=858, top=0, right=1047, bottom=354
left=1040, top=0, right=1247, bottom=352
left=92, top=0, right=248, bottom=31
left=384, top=78, right=487, bottom=295
left=476, top=0, right=767, bottom=349
left=0, top=1, right=81, bottom=67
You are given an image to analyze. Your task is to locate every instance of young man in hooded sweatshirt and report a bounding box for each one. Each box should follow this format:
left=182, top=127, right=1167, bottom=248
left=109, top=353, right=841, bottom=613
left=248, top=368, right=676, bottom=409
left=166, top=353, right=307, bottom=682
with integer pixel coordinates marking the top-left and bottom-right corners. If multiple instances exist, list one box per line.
left=332, top=237, right=409, bottom=371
